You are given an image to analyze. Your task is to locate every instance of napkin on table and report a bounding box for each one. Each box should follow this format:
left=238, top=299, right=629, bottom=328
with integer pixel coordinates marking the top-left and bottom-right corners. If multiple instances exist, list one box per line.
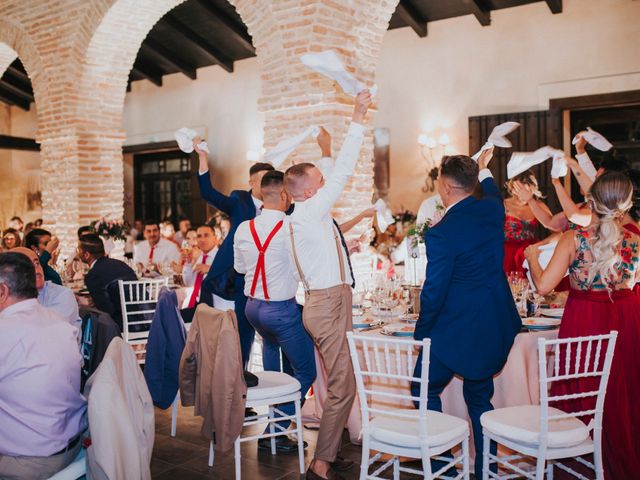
left=301, top=50, right=378, bottom=97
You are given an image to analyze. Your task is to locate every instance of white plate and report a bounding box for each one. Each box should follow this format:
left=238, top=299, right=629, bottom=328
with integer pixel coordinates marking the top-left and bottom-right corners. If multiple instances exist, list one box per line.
left=381, top=323, right=415, bottom=337
left=540, top=308, right=564, bottom=318
left=522, top=317, right=561, bottom=328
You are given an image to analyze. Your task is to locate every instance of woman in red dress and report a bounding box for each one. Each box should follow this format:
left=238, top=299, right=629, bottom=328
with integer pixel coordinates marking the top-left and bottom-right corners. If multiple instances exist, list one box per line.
left=525, top=172, right=640, bottom=479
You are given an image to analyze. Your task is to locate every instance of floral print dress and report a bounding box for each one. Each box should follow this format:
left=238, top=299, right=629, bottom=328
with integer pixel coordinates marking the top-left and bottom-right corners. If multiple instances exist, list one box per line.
left=503, top=214, right=538, bottom=274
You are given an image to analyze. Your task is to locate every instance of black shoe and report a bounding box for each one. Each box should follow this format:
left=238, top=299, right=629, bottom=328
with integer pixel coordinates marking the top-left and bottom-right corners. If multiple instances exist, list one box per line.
left=258, top=436, right=308, bottom=453
left=305, top=466, right=345, bottom=479
left=330, top=456, right=354, bottom=471
left=245, top=407, right=258, bottom=419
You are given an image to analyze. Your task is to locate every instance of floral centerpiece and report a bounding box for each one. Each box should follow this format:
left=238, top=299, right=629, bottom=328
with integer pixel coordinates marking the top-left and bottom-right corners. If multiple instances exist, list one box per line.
left=89, top=218, right=127, bottom=242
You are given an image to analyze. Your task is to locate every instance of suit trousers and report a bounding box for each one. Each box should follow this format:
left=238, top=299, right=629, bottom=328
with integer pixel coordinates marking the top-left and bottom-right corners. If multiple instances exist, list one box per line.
left=412, top=350, right=496, bottom=479
left=0, top=440, right=81, bottom=480
left=245, top=297, right=316, bottom=430
left=302, top=284, right=355, bottom=463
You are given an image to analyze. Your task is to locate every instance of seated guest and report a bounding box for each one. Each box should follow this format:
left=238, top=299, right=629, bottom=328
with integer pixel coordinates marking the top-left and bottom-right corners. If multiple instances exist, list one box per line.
left=13, top=247, right=80, bottom=330
left=24, top=227, right=62, bottom=285
left=0, top=252, right=87, bottom=479
left=78, top=234, right=137, bottom=330
left=185, top=228, right=198, bottom=248
left=8, top=216, right=24, bottom=239
left=133, top=220, right=181, bottom=273
left=1, top=228, right=21, bottom=251
left=65, top=225, right=95, bottom=279
left=161, top=221, right=179, bottom=246
left=174, top=218, right=192, bottom=245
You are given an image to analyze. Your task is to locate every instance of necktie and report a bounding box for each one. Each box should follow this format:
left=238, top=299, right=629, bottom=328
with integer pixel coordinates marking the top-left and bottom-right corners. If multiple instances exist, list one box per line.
left=148, top=245, right=155, bottom=263
left=188, top=254, right=208, bottom=308
left=333, top=219, right=355, bottom=288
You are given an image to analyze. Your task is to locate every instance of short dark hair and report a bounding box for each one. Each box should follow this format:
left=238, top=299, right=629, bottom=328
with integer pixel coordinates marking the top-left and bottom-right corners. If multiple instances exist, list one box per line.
left=0, top=252, right=38, bottom=299
left=439, top=155, right=479, bottom=193
left=77, top=225, right=93, bottom=238
left=10, top=216, right=23, bottom=224
left=600, top=157, right=629, bottom=174
left=249, top=162, right=275, bottom=176
left=143, top=219, right=159, bottom=229
left=79, top=233, right=105, bottom=257
left=261, top=170, right=284, bottom=189
left=24, top=228, right=52, bottom=250
left=195, top=224, right=215, bottom=233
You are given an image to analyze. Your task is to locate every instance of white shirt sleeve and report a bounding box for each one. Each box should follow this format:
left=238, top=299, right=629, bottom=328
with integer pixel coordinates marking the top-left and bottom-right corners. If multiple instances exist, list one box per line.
left=305, top=122, right=365, bottom=219
left=132, top=243, right=144, bottom=265
left=233, top=224, right=248, bottom=274
left=182, top=262, right=196, bottom=287
left=166, top=242, right=181, bottom=263
left=576, top=152, right=597, bottom=181
left=478, top=168, right=493, bottom=182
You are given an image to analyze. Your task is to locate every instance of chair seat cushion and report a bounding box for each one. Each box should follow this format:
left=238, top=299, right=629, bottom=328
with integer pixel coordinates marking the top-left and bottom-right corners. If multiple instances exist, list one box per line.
left=247, top=371, right=301, bottom=401
left=369, top=409, right=468, bottom=448
left=481, top=405, right=590, bottom=448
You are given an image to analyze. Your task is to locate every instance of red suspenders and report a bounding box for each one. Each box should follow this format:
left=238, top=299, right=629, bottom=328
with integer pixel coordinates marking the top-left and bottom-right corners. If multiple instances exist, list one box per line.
left=249, top=219, right=284, bottom=300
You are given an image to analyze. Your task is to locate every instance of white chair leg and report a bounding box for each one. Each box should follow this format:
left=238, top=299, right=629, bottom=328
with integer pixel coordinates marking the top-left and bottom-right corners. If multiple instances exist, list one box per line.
left=393, top=457, right=400, bottom=480
left=482, top=430, right=490, bottom=480
left=294, top=398, right=304, bottom=474
left=546, top=462, right=554, bottom=479
left=235, top=437, right=241, bottom=480
left=359, top=435, right=370, bottom=480
left=462, top=436, right=470, bottom=480
left=208, top=440, right=214, bottom=467
left=535, top=457, right=546, bottom=480
left=421, top=446, right=432, bottom=480
left=268, top=406, right=276, bottom=455
left=170, top=394, right=179, bottom=437
left=594, top=434, right=605, bottom=480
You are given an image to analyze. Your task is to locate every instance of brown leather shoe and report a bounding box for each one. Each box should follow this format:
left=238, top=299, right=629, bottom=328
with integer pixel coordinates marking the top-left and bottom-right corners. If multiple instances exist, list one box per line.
left=330, top=456, right=354, bottom=471
left=305, top=466, right=344, bottom=479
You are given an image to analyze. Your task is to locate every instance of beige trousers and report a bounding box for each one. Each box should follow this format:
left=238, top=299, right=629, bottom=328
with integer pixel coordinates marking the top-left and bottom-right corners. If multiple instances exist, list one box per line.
left=303, top=283, right=355, bottom=463
left=0, top=441, right=81, bottom=480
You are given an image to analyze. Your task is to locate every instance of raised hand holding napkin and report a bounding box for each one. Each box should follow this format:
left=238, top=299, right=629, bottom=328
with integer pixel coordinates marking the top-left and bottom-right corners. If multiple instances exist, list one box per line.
left=262, top=125, right=321, bottom=168
left=175, top=127, right=209, bottom=154
left=471, top=121, right=520, bottom=161
left=301, top=50, right=377, bottom=97
left=572, top=127, right=613, bottom=152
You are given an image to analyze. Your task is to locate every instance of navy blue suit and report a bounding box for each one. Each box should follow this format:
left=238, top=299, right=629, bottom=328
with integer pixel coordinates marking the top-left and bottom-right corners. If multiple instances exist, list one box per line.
left=197, top=171, right=257, bottom=366
left=413, top=176, right=521, bottom=478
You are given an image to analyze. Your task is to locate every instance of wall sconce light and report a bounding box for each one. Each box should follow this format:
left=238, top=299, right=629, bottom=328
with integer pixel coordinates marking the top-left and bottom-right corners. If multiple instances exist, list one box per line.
left=418, top=131, right=449, bottom=193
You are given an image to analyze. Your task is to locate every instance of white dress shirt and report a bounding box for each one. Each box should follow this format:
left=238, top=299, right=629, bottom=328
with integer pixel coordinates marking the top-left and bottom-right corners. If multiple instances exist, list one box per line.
left=182, top=248, right=218, bottom=287
left=234, top=209, right=299, bottom=301
left=252, top=195, right=263, bottom=215
left=0, top=299, right=87, bottom=457
left=576, top=152, right=598, bottom=181
left=38, top=281, right=80, bottom=331
left=287, top=122, right=365, bottom=290
left=133, top=238, right=181, bottom=265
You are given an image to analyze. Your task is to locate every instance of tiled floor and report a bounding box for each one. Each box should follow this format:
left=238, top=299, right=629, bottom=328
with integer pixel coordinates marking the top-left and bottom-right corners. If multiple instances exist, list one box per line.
left=151, top=404, right=451, bottom=479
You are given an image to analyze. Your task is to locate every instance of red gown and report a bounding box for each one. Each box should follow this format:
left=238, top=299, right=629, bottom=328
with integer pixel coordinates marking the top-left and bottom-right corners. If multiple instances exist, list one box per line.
left=503, top=214, right=538, bottom=274
left=550, top=227, right=640, bottom=479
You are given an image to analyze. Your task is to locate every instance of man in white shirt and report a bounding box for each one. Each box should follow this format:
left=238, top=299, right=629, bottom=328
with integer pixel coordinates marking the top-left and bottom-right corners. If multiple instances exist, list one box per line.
left=284, top=90, right=371, bottom=480
left=133, top=220, right=181, bottom=272
left=0, top=252, right=87, bottom=479
left=234, top=170, right=316, bottom=453
left=13, top=246, right=80, bottom=330
left=181, top=224, right=218, bottom=317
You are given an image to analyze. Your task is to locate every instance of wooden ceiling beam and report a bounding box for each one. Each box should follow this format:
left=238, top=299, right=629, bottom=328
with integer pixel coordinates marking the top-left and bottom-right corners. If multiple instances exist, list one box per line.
left=0, top=78, right=34, bottom=103
left=163, top=14, right=234, bottom=73
left=194, top=0, right=255, bottom=54
left=5, top=65, right=30, bottom=86
left=131, top=62, right=163, bottom=87
left=467, top=0, right=491, bottom=26
left=0, top=87, right=30, bottom=111
left=396, top=0, right=427, bottom=38
left=0, top=134, right=39, bottom=151
left=142, top=36, right=197, bottom=80
left=545, top=0, right=563, bottom=14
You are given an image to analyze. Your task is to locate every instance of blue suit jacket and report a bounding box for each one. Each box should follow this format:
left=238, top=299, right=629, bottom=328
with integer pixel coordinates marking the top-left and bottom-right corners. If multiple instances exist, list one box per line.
left=414, top=177, right=521, bottom=380
left=198, top=171, right=256, bottom=301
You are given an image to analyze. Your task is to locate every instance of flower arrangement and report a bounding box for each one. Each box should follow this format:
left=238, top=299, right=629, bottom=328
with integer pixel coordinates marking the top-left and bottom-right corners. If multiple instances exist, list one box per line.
left=90, top=218, right=127, bottom=241
left=407, top=220, right=431, bottom=248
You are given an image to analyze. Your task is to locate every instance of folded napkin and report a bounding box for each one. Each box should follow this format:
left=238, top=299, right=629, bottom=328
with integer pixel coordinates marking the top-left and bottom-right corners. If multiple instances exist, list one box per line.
left=174, top=127, right=209, bottom=154
left=301, top=50, right=378, bottom=97
left=374, top=198, right=395, bottom=233
left=471, top=121, right=520, bottom=161
left=572, top=127, right=613, bottom=152
left=507, top=146, right=564, bottom=179
left=522, top=241, right=568, bottom=289
left=262, top=125, right=320, bottom=168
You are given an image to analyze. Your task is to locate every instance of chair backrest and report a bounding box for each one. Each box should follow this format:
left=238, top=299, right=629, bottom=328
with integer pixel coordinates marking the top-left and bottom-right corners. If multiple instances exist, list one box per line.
left=347, top=332, right=430, bottom=439
left=538, top=331, right=617, bottom=443
left=118, top=278, right=169, bottom=362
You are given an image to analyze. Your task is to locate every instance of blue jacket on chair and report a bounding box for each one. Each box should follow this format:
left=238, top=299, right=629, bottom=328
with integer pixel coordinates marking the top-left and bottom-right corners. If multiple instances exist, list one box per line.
left=197, top=171, right=257, bottom=301
left=414, top=176, right=521, bottom=380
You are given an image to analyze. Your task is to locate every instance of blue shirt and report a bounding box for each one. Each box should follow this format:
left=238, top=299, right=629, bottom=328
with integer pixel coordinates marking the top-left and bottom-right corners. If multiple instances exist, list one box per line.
left=38, top=281, right=80, bottom=332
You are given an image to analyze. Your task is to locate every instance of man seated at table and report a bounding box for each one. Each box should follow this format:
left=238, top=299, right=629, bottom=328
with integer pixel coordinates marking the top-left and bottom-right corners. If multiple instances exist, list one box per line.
left=78, top=233, right=138, bottom=330
left=24, top=227, right=63, bottom=285
left=174, top=217, right=192, bottom=245
left=412, top=150, right=521, bottom=479
left=13, top=246, right=80, bottom=330
left=180, top=224, right=219, bottom=322
left=133, top=220, right=181, bottom=274
left=0, top=252, right=87, bottom=479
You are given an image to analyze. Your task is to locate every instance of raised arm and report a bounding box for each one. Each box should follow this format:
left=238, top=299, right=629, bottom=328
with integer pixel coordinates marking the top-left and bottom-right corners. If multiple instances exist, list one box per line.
left=513, top=182, right=566, bottom=232
left=552, top=177, right=592, bottom=227
left=194, top=140, right=235, bottom=214
left=476, top=147, right=503, bottom=204
left=414, top=228, right=454, bottom=340
left=340, top=207, right=375, bottom=233
left=524, top=230, right=575, bottom=295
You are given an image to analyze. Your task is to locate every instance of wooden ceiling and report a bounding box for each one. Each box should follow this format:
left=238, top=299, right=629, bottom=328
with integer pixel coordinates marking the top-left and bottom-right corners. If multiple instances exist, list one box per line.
left=0, top=0, right=562, bottom=111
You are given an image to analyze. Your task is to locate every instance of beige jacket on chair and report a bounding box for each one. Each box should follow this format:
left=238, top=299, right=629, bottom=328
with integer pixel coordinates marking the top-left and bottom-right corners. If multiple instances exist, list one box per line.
left=84, top=337, right=155, bottom=480
left=179, top=304, right=247, bottom=453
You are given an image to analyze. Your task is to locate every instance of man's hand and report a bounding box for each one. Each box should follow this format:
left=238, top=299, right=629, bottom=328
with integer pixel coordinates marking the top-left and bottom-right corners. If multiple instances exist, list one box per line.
left=45, top=236, right=60, bottom=255
left=574, top=132, right=588, bottom=155
left=193, top=136, right=209, bottom=173
left=193, top=136, right=207, bottom=156
left=361, top=207, right=376, bottom=218
left=193, top=263, right=211, bottom=275
left=352, top=89, right=372, bottom=124
left=317, top=127, right=331, bottom=157
left=477, top=146, right=494, bottom=170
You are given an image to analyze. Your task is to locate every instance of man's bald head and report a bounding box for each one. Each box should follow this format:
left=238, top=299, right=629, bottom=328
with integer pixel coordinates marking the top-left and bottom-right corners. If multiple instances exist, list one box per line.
left=284, top=163, right=324, bottom=201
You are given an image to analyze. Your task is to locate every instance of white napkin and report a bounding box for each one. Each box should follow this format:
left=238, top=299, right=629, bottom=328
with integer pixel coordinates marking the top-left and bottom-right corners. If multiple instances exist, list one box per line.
left=522, top=241, right=568, bottom=289
left=174, top=127, right=209, bottom=154
left=374, top=199, right=394, bottom=233
left=551, top=154, right=568, bottom=179
left=262, top=125, right=320, bottom=168
left=301, top=50, right=378, bottom=97
left=572, top=127, right=613, bottom=152
left=471, top=121, right=520, bottom=161
left=507, top=146, right=563, bottom=179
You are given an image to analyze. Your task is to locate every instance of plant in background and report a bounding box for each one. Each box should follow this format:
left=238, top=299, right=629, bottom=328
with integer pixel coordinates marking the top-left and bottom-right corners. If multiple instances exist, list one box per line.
left=90, top=218, right=127, bottom=241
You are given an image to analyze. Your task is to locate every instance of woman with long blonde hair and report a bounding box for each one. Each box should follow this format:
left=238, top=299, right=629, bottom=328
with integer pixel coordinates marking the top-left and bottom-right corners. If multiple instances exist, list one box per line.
left=525, top=171, right=640, bottom=479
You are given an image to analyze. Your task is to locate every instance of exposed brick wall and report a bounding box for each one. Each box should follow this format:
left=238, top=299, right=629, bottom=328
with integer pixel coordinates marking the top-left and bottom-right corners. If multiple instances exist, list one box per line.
left=0, top=0, right=399, bottom=276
